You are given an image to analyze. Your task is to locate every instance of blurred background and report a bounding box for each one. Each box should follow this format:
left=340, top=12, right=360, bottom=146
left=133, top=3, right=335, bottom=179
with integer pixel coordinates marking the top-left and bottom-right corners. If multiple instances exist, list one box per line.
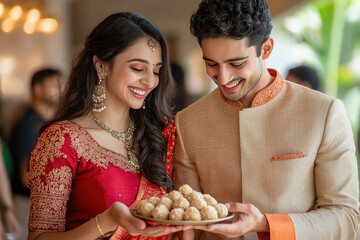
left=0, top=0, right=359, bottom=185
left=0, top=0, right=359, bottom=238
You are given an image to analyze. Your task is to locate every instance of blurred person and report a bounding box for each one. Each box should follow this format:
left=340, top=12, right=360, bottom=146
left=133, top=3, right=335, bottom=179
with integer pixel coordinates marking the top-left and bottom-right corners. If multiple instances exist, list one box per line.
left=286, top=65, right=321, bottom=91
left=173, top=0, right=359, bottom=239
left=0, top=138, right=20, bottom=239
left=9, top=68, right=62, bottom=240
left=171, top=63, right=187, bottom=113
left=1, top=133, right=14, bottom=182
left=26, top=12, right=187, bottom=240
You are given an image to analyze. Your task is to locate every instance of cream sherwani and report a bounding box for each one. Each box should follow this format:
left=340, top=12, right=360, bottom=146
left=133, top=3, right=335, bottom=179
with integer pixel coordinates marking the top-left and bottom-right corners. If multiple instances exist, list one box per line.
left=173, top=69, right=360, bottom=240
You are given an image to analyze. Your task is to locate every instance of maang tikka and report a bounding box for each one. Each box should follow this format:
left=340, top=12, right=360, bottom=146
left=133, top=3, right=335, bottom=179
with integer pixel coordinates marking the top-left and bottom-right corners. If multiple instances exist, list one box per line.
left=92, top=63, right=107, bottom=112
left=148, top=37, right=156, bottom=52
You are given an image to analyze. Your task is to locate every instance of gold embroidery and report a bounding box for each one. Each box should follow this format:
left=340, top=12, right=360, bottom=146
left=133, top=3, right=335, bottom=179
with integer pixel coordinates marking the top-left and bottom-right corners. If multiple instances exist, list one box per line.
left=29, top=166, right=72, bottom=231
left=28, top=127, right=67, bottom=183
left=65, top=121, right=140, bottom=173
left=251, top=69, right=284, bottom=107
left=28, top=121, right=142, bottom=231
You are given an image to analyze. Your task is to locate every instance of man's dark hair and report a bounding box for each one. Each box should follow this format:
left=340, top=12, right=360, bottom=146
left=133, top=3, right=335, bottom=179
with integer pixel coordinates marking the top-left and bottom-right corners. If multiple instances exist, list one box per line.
left=190, top=0, right=273, bottom=56
left=288, top=65, right=321, bottom=91
left=31, top=68, right=61, bottom=89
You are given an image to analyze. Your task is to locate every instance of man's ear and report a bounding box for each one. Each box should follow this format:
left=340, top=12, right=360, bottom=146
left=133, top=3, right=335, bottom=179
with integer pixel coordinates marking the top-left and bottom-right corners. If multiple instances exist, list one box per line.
left=261, top=37, right=274, bottom=60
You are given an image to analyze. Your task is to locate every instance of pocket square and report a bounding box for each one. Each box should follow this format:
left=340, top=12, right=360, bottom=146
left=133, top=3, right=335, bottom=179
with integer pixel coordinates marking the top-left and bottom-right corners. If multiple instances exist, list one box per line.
left=271, top=152, right=305, bottom=161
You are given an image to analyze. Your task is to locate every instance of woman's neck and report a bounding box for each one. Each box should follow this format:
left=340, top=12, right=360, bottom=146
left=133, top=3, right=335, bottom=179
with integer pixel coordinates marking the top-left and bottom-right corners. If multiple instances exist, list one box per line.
left=92, top=107, right=131, bottom=132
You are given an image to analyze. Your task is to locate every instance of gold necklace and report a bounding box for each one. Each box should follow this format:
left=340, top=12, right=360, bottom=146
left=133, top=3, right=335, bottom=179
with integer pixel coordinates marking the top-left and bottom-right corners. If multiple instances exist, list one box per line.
left=92, top=115, right=140, bottom=171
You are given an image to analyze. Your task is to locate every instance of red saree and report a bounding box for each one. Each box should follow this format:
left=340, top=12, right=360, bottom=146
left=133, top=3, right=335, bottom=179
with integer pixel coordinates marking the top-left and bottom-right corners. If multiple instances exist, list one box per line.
left=28, top=120, right=175, bottom=240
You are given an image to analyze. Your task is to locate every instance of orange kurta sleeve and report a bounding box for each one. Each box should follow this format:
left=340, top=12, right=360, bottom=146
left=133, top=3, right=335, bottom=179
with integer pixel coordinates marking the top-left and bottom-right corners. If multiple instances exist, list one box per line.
left=257, top=214, right=295, bottom=240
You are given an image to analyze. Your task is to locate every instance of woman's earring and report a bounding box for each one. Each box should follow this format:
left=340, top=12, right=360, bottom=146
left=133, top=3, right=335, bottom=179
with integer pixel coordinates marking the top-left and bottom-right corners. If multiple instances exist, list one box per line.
left=142, top=100, right=146, bottom=109
left=92, top=64, right=107, bottom=112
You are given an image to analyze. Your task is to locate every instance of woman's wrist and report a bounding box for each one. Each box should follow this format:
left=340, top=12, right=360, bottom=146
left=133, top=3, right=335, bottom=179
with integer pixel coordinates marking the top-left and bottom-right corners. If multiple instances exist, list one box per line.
left=95, top=214, right=106, bottom=238
left=97, top=206, right=120, bottom=235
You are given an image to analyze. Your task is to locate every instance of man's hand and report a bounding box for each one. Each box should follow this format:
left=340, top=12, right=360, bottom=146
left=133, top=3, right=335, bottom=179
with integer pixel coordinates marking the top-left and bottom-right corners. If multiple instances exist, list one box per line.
left=193, top=202, right=269, bottom=238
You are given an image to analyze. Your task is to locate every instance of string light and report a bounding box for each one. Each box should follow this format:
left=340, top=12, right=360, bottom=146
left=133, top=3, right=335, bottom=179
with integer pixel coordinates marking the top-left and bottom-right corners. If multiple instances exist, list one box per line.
left=0, top=3, right=4, bottom=18
left=27, top=8, right=41, bottom=23
left=23, top=21, right=36, bottom=34
left=1, top=18, right=15, bottom=33
left=38, top=18, right=57, bottom=33
left=0, top=2, right=58, bottom=34
left=10, top=5, right=22, bottom=21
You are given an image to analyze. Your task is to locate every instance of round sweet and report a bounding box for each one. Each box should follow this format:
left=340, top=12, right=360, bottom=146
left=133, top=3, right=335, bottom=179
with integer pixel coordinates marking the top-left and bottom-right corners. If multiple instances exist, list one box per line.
left=190, top=198, right=207, bottom=210
left=173, top=197, right=190, bottom=210
left=179, top=184, right=193, bottom=197
left=137, top=202, right=155, bottom=218
left=168, top=190, right=183, bottom=201
left=151, top=204, right=169, bottom=220
left=214, top=203, right=228, bottom=218
left=186, top=191, right=203, bottom=202
left=200, top=205, right=218, bottom=220
left=169, top=208, right=185, bottom=221
left=137, top=199, right=148, bottom=209
left=183, top=207, right=201, bottom=221
left=159, top=196, right=173, bottom=210
left=147, top=197, right=160, bottom=206
left=203, top=194, right=217, bottom=206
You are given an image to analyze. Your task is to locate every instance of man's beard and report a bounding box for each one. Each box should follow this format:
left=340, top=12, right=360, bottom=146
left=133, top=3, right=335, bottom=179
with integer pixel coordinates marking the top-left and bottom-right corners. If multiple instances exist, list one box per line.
left=222, top=69, right=263, bottom=103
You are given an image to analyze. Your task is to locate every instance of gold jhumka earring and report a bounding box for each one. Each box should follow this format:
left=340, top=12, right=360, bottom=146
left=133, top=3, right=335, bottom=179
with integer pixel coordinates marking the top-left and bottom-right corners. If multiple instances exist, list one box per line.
left=92, top=63, right=107, bottom=112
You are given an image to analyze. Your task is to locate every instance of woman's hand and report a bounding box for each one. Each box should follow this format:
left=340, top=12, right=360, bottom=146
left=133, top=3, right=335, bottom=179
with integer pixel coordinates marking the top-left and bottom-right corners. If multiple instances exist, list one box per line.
left=193, top=202, right=269, bottom=238
left=105, top=202, right=190, bottom=237
left=2, top=208, right=21, bottom=238
left=27, top=202, right=194, bottom=240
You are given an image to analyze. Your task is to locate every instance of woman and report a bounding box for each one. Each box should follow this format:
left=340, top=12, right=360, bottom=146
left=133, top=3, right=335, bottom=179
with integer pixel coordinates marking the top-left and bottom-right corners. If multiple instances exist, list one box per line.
left=27, top=12, right=186, bottom=240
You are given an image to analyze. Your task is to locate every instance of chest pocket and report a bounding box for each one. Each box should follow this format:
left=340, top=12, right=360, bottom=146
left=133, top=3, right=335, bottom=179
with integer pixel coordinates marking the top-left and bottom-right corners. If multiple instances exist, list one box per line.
left=271, top=152, right=305, bottom=161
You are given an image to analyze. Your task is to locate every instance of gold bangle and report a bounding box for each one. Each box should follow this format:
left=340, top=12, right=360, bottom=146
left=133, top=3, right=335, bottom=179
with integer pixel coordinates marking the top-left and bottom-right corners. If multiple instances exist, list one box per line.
left=95, top=214, right=106, bottom=238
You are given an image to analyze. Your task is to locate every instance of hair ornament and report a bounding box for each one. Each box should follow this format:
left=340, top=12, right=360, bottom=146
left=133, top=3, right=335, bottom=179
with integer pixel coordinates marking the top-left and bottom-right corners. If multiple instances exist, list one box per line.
left=148, top=37, right=157, bottom=51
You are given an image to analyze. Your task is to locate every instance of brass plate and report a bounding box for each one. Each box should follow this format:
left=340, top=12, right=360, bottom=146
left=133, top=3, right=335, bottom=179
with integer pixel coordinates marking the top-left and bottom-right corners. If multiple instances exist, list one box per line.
left=131, top=209, right=234, bottom=225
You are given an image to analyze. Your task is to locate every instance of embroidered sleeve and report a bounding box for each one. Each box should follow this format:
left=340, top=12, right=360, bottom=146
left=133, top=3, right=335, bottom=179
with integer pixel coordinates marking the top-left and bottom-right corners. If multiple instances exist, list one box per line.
left=27, top=123, right=77, bottom=232
left=162, top=120, right=175, bottom=177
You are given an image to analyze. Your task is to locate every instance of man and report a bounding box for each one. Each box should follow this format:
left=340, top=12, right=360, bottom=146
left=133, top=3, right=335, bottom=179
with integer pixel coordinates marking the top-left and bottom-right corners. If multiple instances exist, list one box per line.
left=286, top=65, right=321, bottom=91
left=9, top=68, right=62, bottom=240
left=173, top=0, right=359, bottom=239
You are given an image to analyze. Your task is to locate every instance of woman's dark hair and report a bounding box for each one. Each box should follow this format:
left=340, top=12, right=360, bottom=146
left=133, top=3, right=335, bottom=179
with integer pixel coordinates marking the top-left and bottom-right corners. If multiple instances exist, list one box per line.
left=190, top=0, right=273, bottom=56
left=40, top=12, right=174, bottom=189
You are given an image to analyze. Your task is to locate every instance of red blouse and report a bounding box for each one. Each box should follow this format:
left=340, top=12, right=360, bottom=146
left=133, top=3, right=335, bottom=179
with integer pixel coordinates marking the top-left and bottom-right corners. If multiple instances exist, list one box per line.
left=28, top=120, right=175, bottom=239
